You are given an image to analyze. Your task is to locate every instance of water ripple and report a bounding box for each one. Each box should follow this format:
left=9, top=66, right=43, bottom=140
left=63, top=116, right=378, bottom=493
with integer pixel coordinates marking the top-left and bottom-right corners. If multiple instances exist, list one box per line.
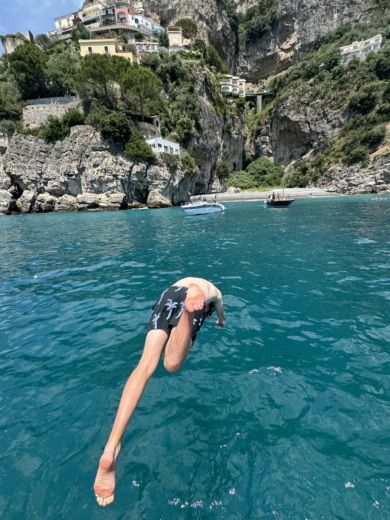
left=0, top=197, right=389, bottom=519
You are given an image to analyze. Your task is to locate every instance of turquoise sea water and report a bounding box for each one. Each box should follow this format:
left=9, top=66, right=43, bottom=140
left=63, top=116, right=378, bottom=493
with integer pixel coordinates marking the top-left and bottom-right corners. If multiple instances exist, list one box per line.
left=0, top=196, right=389, bottom=519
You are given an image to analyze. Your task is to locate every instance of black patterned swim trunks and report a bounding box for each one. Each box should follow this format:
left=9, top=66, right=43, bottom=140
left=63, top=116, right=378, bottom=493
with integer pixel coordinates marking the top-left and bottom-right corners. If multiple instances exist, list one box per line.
left=147, top=285, right=206, bottom=343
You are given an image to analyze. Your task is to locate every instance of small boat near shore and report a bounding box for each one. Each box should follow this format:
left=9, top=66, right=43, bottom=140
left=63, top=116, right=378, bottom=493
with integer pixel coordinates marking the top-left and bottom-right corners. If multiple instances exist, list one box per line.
left=265, top=199, right=294, bottom=207
left=182, top=200, right=226, bottom=215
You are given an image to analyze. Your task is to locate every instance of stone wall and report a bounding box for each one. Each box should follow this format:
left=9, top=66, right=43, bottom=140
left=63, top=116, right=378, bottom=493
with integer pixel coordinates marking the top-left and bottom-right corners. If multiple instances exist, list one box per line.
left=23, top=96, right=80, bottom=129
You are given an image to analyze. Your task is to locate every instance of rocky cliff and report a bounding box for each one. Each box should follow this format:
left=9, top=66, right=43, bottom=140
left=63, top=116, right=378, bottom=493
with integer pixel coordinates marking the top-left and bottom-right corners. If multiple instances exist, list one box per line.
left=145, top=0, right=377, bottom=79
left=0, top=126, right=194, bottom=214
left=248, top=83, right=345, bottom=165
left=144, top=0, right=238, bottom=68
left=238, top=0, right=377, bottom=81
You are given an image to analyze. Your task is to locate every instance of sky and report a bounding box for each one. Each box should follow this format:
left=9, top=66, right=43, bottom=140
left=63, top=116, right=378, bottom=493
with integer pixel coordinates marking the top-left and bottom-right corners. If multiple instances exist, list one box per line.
left=0, top=0, right=81, bottom=37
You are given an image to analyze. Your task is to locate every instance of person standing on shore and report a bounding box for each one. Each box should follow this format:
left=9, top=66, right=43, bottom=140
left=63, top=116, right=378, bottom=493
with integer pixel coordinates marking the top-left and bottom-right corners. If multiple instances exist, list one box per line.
left=93, top=277, right=225, bottom=507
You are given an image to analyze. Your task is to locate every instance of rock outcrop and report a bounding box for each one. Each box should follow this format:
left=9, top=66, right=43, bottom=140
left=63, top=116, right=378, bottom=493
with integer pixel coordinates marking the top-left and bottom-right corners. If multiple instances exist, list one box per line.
left=0, top=125, right=195, bottom=214
left=251, top=85, right=345, bottom=164
left=319, top=152, right=390, bottom=194
left=180, top=67, right=245, bottom=193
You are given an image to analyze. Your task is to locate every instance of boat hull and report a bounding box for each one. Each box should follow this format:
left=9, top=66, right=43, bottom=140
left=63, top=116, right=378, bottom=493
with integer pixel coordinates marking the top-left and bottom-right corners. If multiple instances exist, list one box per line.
left=182, top=203, right=226, bottom=215
left=266, top=199, right=294, bottom=207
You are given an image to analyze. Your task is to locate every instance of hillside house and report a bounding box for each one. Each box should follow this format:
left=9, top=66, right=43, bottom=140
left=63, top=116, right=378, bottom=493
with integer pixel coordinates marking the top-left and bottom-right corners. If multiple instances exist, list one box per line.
left=220, top=75, right=246, bottom=97
left=79, top=38, right=135, bottom=61
left=146, top=137, right=180, bottom=156
left=340, top=34, right=382, bottom=64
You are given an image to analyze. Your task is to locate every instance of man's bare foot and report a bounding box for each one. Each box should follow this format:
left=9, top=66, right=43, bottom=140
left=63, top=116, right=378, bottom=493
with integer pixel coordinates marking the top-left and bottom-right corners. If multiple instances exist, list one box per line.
left=94, top=444, right=121, bottom=507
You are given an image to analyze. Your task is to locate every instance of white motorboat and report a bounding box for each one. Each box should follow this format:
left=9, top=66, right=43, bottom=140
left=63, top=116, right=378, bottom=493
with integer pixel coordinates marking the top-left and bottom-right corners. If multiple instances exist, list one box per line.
left=182, top=200, right=226, bottom=215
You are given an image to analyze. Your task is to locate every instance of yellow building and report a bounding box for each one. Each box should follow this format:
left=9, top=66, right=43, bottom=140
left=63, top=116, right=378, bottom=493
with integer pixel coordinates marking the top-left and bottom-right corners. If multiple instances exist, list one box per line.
left=79, top=38, right=136, bottom=61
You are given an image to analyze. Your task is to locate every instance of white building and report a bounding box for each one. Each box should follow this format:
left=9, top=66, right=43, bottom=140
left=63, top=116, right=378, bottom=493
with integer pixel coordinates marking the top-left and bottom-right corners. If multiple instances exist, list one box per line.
left=135, top=41, right=159, bottom=53
left=54, top=12, right=78, bottom=33
left=340, top=34, right=382, bottom=64
left=220, top=75, right=246, bottom=97
left=128, top=14, right=163, bottom=34
left=146, top=137, right=180, bottom=156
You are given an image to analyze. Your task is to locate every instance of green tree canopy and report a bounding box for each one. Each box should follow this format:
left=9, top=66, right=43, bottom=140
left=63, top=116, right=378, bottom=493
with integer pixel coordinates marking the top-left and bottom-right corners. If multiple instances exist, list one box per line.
left=74, top=54, right=118, bottom=110
left=120, top=65, right=162, bottom=120
left=45, top=45, right=80, bottom=96
left=6, top=43, right=47, bottom=99
left=174, top=19, right=198, bottom=40
left=124, top=129, right=156, bottom=164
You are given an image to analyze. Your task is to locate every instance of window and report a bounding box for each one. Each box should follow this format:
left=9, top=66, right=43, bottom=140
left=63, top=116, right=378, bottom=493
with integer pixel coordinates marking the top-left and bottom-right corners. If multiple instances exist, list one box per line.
left=104, top=46, right=109, bottom=55
left=88, top=47, right=93, bottom=54
left=158, top=143, right=162, bottom=148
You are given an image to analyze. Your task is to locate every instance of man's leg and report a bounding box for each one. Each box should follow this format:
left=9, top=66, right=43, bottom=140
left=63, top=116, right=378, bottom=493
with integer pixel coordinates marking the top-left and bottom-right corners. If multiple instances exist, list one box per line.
left=164, top=283, right=206, bottom=373
left=94, top=329, right=168, bottom=507
left=164, top=308, right=194, bottom=373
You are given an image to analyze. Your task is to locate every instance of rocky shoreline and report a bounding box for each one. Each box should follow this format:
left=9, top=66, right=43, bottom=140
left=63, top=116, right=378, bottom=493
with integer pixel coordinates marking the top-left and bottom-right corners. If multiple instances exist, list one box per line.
left=1, top=127, right=389, bottom=216
left=0, top=125, right=196, bottom=215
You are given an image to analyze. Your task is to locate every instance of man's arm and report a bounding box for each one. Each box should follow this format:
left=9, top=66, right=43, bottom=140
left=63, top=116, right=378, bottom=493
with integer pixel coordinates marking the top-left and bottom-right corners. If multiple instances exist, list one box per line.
left=214, top=294, right=225, bottom=327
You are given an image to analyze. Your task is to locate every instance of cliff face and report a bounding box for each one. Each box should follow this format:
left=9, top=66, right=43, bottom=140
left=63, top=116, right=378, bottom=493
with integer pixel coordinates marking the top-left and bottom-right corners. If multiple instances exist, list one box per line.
left=145, top=0, right=377, bottom=79
left=186, top=71, right=245, bottom=193
left=238, top=0, right=376, bottom=80
left=143, top=0, right=238, bottom=68
left=249, top=84, right=345, bottom=165
left=0, top=126, right=195, bottom=214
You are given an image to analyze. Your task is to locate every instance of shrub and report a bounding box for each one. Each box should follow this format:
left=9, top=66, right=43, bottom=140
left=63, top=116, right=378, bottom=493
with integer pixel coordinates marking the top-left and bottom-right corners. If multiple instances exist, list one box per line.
left=343, top=145, right=369, bottom=165
left=282, top=162, right=311, bottom=188
left=160, top=152, right=180, bottom=170
left=181, top=152, right=197, bottom=175
left=238, top=0, right=278, bottom=46
left=361, top=126, right=386, bottom=150
left=227, top=170, right=257, bottom=189
left=99, top=111, right=131, bottom=144
left=215, top=159, right=229, bottom=179
left=246, top=157, right=284, bottom=186
left=62, top=108, right=85, bottom=128
left=205, top=45, right=227, bottom=73
left=374, top=51, right=390, bottom=80
left=124, top=129, right=156, bottom=165
left=40, top=116, right=68, bottom=142
left=159, top=30, right=169, bottom=48
left=38, top=108, right=85, bottom=142
left=175, top=19, right=198, bottom=40
left=348, top=89, right=378, bottom=114
left=175, top=116, right=197, bottom=144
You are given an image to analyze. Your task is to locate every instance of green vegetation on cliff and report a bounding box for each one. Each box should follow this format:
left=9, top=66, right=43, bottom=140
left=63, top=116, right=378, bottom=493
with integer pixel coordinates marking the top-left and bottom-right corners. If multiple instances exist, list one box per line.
left=243, top=18, right=390, bottom=187
left=0, top=38, right=238, bottom=175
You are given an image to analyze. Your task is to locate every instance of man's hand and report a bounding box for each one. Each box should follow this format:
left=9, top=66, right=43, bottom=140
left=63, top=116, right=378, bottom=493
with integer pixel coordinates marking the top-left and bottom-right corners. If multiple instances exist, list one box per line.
left=185, top=284, right=205, bottom=313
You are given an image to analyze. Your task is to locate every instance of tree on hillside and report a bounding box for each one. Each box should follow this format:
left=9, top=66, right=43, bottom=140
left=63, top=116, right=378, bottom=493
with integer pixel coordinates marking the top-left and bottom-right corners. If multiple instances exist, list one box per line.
left=120, top=66, right=162, bottom=120
left=71, top=22, right=90, bottom=42
left=34, top=34, right=51, bottom=51
left=0, top=78, right=22, bottom=121
left=6, top=43, right=47, bottom=99
left=74, top=54, right=118, bottom=110
left=159, top=30, right=169, bottom=48
left=46, top=46, right=81, bottom=96
left=174, top=19, right=198, bottom=40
